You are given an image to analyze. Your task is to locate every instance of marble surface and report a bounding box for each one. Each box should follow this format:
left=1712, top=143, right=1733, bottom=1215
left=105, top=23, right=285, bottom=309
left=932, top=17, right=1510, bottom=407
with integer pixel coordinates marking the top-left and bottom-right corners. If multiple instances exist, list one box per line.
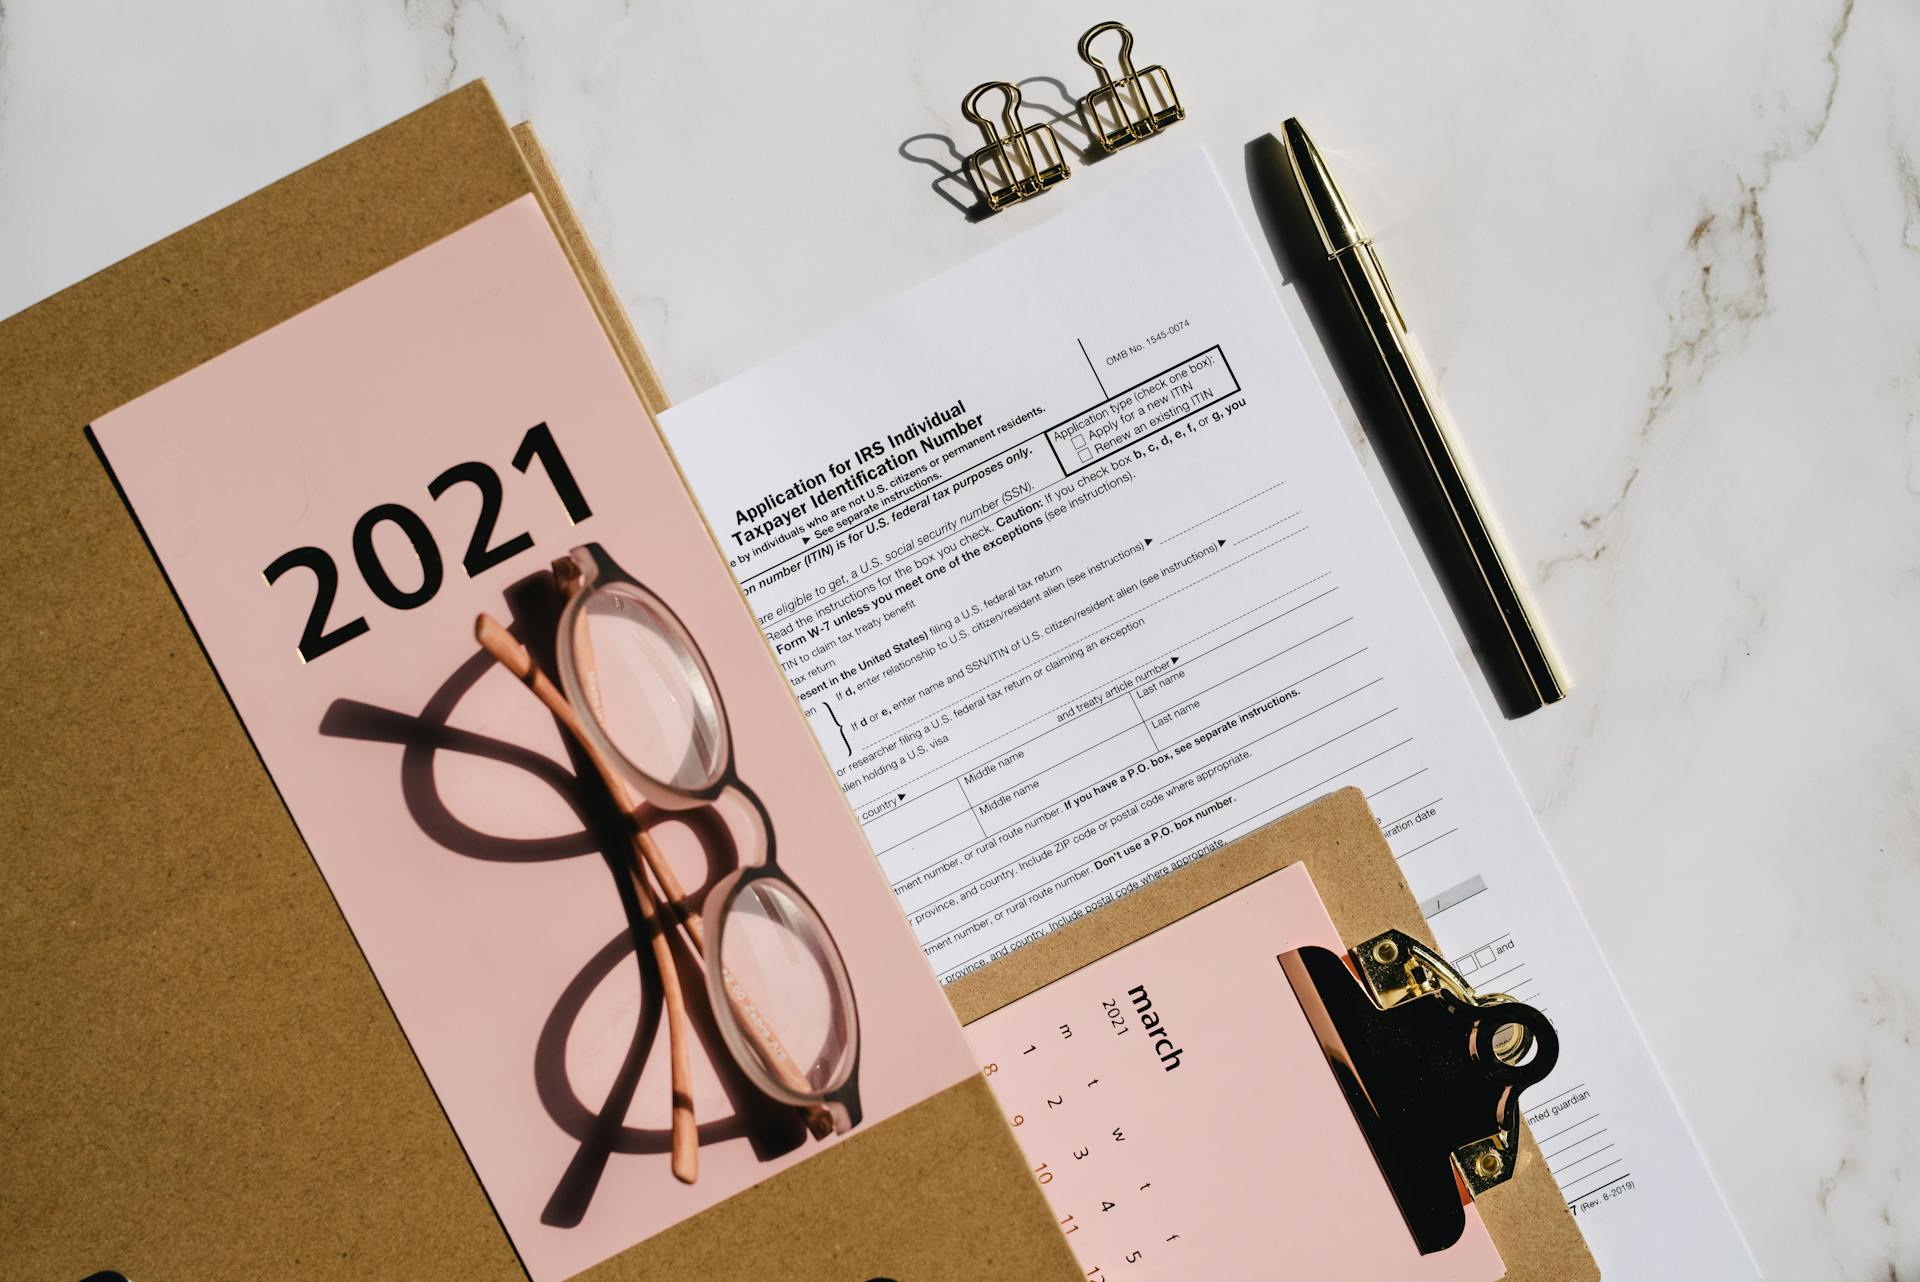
left=4, top=2, right=1916, bottom=1278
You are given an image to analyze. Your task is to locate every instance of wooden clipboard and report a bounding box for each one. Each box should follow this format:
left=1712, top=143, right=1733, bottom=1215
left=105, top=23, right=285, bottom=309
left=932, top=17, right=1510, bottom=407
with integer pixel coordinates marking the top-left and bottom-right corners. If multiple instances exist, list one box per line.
left=947, top=787, right=1601, bottom=1282
left=0, top=83, right=1078, bottom=1282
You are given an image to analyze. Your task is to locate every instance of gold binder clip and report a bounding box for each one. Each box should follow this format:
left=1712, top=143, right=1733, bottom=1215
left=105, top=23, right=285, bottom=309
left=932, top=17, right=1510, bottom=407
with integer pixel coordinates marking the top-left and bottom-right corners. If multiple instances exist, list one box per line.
left=962, top=81, right=1071, bottom=212
left=1280, top=928, right=1559, bottom=1254
left=1076, top=21, right=1185, bottom=153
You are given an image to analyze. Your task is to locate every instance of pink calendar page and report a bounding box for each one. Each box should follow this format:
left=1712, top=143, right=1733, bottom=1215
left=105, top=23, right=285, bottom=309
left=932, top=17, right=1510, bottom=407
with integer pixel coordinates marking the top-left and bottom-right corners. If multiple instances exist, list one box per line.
left=965, top=862, right=1504, bottom=1280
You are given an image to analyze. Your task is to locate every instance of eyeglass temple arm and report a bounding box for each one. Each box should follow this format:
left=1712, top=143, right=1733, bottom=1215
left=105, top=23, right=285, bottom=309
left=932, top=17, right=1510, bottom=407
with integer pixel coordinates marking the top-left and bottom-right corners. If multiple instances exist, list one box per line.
left=477, top=615, right=698, bottom=1182
left=475, top=615, right=833, bottom=1139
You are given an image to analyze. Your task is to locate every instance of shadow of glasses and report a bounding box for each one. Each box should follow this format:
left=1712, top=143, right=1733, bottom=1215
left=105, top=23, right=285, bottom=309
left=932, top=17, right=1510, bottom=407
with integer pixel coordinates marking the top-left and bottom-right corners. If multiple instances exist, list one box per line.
left=318, top=571, right=806, bottom=1228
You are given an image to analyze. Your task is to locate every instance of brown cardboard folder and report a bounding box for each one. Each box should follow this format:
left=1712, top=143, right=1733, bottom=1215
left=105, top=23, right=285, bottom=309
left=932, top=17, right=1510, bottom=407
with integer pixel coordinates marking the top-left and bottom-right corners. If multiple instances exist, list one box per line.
left=0, top=83, right=1077, bottom=1282
left=0, top=82, right=1594, bottom=1281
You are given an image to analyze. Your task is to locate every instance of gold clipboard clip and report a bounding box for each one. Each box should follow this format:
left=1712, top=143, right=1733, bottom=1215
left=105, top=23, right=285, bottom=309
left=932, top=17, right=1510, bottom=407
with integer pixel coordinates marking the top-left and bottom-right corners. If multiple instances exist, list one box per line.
left=1076, top=21, right=1185, bottom=153
left=1280, top=928, right=1560, bottom=1255
left=962, top=81, right=1071, bottom=212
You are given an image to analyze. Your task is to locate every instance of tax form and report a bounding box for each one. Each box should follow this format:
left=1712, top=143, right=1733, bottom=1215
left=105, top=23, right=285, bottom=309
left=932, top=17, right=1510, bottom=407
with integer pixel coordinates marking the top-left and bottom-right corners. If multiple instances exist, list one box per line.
left=658, top=149, right=1754, bottom=1282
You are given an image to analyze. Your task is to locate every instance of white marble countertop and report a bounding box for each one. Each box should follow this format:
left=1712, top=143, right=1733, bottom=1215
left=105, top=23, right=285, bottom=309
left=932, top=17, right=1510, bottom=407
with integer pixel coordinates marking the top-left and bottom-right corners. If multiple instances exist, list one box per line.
left=4, top=2, right=1915, bottom=1278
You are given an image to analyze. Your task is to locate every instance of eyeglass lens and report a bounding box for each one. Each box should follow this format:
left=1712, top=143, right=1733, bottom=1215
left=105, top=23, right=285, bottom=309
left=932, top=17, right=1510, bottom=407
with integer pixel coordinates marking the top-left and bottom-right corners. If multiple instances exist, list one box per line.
left=719, top=877, right=857, bottom=1096
left=577, top=588, right=726, bottom=792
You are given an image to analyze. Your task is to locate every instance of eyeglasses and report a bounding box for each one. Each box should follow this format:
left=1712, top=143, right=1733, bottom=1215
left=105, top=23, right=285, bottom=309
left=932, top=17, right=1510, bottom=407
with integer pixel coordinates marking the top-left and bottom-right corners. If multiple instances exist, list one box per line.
left=476, top=542, right=862, bottom=1184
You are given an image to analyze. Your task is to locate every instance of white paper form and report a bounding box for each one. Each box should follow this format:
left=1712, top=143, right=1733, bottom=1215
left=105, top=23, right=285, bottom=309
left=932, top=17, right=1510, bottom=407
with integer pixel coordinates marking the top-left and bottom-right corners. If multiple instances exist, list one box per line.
left=659, top=149, right=1754, bottom=1282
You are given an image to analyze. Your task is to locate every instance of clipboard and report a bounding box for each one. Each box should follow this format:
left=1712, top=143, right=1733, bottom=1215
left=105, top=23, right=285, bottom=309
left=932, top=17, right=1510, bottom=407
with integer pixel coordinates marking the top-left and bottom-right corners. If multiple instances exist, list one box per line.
left=947, top=787, right=1600, bottom=1282
left=0, top=83, right=1079, bottom=1282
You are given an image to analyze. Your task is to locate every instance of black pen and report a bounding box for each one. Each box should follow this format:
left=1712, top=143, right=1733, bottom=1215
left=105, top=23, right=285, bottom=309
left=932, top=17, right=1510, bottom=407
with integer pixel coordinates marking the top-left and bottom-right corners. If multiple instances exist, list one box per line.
left=1272, top=119, right=1567, bottom=715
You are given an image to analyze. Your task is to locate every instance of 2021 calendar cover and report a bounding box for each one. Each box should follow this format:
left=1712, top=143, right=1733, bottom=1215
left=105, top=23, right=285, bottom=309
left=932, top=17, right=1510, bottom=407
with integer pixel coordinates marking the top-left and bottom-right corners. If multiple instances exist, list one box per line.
left=88, top=190, right=991, bottom=1282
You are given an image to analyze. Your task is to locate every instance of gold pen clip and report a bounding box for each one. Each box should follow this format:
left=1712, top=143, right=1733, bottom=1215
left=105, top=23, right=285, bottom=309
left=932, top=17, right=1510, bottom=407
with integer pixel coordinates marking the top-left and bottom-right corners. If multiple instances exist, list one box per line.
left=1280, top=928, right=1559, bottom=1254
left=962, top=81, right=1071, bottom=212
left=1076, top=21, right=1185, bottom=153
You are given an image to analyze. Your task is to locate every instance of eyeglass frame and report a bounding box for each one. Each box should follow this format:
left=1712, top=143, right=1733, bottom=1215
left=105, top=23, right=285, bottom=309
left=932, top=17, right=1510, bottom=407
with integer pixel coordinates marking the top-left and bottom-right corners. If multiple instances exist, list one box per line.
left=552, top=541, right=863, bottom=1132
